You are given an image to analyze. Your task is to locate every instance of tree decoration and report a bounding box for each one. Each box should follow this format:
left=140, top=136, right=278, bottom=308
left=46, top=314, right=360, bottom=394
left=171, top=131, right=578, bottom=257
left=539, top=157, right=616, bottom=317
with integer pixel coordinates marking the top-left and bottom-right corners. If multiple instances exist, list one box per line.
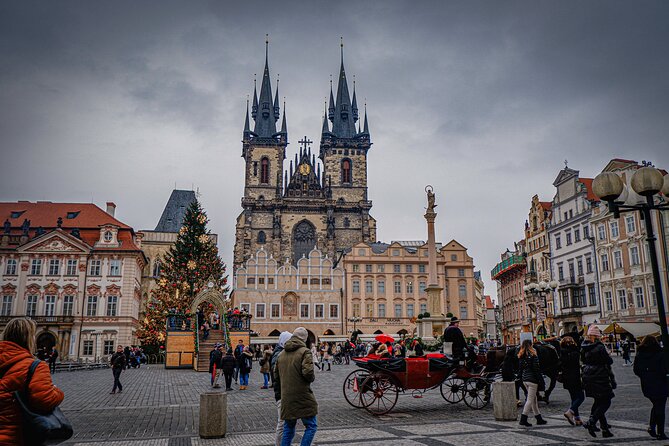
left=137, top=199, right=229, bottom=346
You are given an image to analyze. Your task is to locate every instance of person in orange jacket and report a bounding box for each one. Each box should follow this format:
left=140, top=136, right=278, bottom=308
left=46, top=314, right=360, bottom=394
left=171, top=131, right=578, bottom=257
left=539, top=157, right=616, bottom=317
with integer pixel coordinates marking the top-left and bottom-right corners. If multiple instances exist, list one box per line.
left=0, top=318, right=65, bottom=445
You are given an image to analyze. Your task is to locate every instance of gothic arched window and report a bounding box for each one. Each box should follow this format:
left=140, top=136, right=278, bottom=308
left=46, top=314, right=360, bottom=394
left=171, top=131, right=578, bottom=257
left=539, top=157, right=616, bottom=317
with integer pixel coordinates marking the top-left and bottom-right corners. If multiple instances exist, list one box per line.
left=257, top=231, right=266, bottom=244
left=341, top=159, right=352, bottom=184
left=261, top=157, right=270, bottom=184
left=292, top=220, right=316, bottom=265
left=152, top=260, right=161, bottom=278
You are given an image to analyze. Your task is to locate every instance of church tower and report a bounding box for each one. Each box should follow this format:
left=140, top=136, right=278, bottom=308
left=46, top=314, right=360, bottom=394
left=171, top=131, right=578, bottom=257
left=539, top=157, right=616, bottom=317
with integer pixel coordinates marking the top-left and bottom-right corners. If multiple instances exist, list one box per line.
left=320, top=41, right=374, bottom=242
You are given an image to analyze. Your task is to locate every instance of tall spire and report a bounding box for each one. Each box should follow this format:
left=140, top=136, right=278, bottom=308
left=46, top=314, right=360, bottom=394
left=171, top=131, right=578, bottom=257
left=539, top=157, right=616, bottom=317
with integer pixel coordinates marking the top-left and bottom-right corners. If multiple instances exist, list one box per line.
left=253, top=35, right=278, bottom=137
left=363, top=101, right=369, bottom=135
left=328, top=76, right=335, bottom=121
left=331, top=38, right=356, bottom=138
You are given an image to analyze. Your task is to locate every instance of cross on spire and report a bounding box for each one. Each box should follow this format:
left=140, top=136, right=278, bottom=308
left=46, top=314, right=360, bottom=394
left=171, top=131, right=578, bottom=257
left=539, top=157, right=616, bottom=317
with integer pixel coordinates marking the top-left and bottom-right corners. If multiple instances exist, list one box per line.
left=564, top=159, right=569, bottom=168
left=298, top=136, right=313, bottom=152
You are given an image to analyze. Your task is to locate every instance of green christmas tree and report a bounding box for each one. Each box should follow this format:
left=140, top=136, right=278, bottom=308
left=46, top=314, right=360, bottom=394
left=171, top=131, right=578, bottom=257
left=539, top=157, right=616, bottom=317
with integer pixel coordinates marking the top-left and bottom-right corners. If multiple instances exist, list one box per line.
left=138, top=199, right=228, bottom=346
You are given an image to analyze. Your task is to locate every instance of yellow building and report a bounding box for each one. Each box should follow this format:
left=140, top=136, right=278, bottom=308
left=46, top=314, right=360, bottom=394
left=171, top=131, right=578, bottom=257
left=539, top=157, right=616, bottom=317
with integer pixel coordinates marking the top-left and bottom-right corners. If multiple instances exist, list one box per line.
left=343, top=240, right=481, bottom=339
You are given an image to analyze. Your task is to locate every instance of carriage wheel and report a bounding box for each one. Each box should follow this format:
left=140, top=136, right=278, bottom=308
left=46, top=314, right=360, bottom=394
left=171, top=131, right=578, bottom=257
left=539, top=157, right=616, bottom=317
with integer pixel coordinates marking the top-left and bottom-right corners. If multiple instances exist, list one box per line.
left=363, top=374, right=398, bottom=415
left=342, top=369, right=373, bottom=408
left=463, top=378, right=490, bottom=410
left=440, top=377, right=465, bottom=403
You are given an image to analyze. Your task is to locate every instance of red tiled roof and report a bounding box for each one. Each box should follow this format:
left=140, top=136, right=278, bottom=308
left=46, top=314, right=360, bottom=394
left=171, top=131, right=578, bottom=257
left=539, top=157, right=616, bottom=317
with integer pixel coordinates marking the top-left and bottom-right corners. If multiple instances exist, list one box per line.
left=539, top=201, right=552, bottom=211
left=485, top=296, right=494, bottom=309
left=0, top=202, right=131, bottom=229
left=578, top=178, right=600, bottom=202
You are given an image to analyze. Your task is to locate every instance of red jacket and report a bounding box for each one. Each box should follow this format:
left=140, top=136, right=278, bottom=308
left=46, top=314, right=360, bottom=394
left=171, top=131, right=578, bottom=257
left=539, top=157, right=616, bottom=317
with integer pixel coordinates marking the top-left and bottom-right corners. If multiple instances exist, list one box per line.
left=0, top=341, right=65, bottom=445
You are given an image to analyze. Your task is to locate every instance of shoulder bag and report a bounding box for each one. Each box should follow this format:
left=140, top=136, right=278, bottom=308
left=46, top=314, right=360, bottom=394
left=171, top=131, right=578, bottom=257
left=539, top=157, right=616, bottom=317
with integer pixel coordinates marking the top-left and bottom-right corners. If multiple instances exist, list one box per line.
left=13, top=359, right=73, bottom=445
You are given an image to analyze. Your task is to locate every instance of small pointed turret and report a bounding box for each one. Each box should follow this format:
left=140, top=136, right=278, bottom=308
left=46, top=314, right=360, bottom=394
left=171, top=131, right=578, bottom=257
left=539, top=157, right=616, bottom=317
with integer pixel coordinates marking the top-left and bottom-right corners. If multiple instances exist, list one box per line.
left=243, top=98, right=251, bottom=139
left=251, top=78, right=258, bottom=120
left=280, top=100, right=287, bottom=137
left=284, top=170, right=288, bottom=192
left=363, top=102, right=369, bottom=135
left=321, top=101, right=330, bottom=134
left=273, top=77, right=280, bottom=122
left=328, top=77, right=335, bottom=121
left=294, top=152, right=298, bottom=167
left=352, top=76, right=359, bottom=122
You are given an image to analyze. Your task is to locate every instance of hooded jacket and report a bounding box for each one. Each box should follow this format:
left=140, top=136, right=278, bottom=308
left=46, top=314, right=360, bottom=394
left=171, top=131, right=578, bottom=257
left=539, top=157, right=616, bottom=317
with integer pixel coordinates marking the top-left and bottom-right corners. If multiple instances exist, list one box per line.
left=271, top=331, right=292, bottom=402
left=0, top=341, right=65, bottom=445
left=274, top=336, right=317, bottom=420
left=581, top=340, right=615, bottom=398
left=560, top=344, right=582, bottom=390
left=633, top=343, right=668, bottom=399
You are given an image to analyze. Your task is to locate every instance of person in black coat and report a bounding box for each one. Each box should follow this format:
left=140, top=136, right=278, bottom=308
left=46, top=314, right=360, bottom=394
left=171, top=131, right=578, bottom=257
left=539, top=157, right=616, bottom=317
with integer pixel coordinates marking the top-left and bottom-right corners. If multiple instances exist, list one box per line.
left=633, top=335, right=668, bottom=440
left=560, top=336, right=584, bottom=426
left=518, top=339, right=547, bottom=427
left=220, top=348, right=237, bottom=391
left=443, top=317, right=467, bottom=360
left=581, top=325, right=616, bottom=438
left=209, top=343, right=223, bottom=388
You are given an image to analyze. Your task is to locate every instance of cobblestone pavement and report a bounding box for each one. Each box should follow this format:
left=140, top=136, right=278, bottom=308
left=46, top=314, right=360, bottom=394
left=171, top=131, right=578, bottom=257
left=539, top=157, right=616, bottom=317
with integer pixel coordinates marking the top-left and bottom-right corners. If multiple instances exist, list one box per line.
left=55, top=356, right=664, bottom=445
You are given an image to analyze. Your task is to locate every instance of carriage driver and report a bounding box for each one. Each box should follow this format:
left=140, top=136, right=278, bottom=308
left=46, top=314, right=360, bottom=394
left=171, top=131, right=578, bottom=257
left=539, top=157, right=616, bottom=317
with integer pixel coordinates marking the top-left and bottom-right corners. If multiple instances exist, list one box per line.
left=443, top=317, right=468, bottom=362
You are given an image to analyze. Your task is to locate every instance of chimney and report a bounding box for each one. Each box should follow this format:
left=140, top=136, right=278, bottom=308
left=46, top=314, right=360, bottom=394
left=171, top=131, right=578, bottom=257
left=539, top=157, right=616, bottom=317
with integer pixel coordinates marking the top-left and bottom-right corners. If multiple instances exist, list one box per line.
left=106, top=202, right=116, bottom=217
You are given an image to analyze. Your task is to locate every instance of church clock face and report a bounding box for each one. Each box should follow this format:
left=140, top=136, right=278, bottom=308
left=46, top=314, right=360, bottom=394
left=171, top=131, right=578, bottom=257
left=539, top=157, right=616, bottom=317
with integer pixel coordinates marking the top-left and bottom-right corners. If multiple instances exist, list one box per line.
left=299, top=163, right=311, bottom=176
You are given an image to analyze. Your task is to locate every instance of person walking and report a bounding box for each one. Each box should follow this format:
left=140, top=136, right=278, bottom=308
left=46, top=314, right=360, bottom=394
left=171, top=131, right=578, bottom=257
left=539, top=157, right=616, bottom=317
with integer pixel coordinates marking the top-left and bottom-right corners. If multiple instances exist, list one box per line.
left=560, top=336, right=585, bottom=426
left=311, top=344, right=321, bottom=370
left=110, top=345, right=127, bottom=394
left=238, top=346, right=253, bottom=390
left=48, top=346, right=58, bottom=374
left=517, top=339, right=547, bottom=427
left=622, top=340, right=632, bottom=366
left=633, top=335, right=668, bottom=440
left=233, top=339, right=244, bottom=383
left=221, top=348, right=236, bottom=391
left=0, top=318, right=66, bottom=445
left=320, top=342, right=331, bottom=372
left=271, top=331, right=293, bottom=446
left=209, top=343, right=223, bottom=388
left=581, top=325, right=616, bottom=438
left=260, top=345, right=273, bottom=389
left=274, top=327, right=318, bottom=446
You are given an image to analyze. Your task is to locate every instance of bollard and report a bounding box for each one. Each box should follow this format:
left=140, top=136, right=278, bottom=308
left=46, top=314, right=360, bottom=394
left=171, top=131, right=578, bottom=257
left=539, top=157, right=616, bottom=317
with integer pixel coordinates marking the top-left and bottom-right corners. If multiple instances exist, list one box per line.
left=492, top=381, right=518, bottom=421
left=199, top=392, right=227, bottom=438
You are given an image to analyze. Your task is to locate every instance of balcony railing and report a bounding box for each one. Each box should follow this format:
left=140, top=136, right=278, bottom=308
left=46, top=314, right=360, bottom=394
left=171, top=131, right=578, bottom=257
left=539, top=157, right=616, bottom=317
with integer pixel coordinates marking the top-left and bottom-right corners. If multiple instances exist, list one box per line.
left=491, top=255, right=526, bottom=280
left=0, top=315, right=75, bottom=324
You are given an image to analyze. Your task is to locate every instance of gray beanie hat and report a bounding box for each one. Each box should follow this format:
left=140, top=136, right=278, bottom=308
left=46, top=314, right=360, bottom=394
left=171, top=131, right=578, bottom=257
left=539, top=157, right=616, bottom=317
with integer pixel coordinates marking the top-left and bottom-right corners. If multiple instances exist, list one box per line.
left=293, top=327, right=308, bottom=342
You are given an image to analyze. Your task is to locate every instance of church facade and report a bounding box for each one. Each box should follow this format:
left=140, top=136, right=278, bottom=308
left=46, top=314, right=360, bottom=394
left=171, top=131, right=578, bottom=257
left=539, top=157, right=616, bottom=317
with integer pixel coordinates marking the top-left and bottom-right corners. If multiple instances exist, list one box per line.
left=233, top=43, right=376, bottom=271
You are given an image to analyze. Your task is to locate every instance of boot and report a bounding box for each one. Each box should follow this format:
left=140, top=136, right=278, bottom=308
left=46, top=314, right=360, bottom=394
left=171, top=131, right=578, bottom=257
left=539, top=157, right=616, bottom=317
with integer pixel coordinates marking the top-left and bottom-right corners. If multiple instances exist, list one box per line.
left=328, top=364, right=331, bottom=371
left=601, top=428, right=613, bottom=438
left=535, top=415, right=548, bottom=425
left=657, top=433, right=668, bottom=440
left=648, top=426, right=657, bottom=438
left=564, top=410, right=575, bottom=426
left=583, top=421, right=597, bottom=438
left=519, top=414, right=532, bottom=427
left=574, top=416, right=583, bottom=426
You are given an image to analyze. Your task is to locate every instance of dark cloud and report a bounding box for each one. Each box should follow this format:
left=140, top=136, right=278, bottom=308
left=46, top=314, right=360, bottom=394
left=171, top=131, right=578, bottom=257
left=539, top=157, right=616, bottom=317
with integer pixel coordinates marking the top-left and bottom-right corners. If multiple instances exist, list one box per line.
left=1, top=0, right=668, bottom=298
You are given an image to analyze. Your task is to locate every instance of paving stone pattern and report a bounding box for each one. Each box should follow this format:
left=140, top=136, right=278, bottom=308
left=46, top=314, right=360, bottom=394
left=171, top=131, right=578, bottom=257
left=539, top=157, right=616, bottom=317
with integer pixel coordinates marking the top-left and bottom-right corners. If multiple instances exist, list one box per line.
left=57, top=356, right=664, bottom=445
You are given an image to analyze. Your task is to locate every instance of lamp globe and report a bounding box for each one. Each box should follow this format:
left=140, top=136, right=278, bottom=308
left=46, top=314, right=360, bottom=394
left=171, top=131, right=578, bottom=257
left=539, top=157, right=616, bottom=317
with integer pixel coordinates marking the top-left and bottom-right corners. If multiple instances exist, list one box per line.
left=593, top=172, right=624, bottom=201
left=661, top=174, right=669, bottom=197
left=631, top=166, right=664, bottom=197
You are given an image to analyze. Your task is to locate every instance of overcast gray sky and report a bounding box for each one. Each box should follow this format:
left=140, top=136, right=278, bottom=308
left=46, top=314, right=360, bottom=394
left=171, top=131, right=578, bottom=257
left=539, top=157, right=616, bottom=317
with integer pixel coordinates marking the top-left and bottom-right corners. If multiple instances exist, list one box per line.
left=1, top=1, right=668, bottom=300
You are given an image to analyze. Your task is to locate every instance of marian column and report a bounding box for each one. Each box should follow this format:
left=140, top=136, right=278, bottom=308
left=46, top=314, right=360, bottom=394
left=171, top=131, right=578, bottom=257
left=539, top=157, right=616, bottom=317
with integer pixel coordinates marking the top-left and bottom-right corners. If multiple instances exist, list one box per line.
left=425, top=186, right=443, bottom=315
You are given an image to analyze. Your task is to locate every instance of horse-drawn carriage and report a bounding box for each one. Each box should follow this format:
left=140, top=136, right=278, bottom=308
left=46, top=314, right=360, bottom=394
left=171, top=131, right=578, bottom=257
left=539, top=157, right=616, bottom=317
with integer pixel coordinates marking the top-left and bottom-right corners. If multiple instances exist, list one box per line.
left=343, top=350, right=504, bottom=415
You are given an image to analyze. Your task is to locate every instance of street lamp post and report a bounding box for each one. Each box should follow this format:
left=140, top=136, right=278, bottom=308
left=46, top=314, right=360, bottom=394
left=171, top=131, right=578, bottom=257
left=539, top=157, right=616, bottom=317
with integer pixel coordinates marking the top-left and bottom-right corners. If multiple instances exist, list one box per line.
left=593, top=165, right=669, bottom=365
left=348, top=317, right=362, bottom=340
left=524, top=281, right=559, bottom=339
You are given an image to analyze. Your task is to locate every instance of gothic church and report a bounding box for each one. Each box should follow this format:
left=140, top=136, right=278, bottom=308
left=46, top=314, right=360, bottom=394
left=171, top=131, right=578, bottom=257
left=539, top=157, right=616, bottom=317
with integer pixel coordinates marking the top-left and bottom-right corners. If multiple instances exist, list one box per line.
left=233, top=42, right=376, bottom=270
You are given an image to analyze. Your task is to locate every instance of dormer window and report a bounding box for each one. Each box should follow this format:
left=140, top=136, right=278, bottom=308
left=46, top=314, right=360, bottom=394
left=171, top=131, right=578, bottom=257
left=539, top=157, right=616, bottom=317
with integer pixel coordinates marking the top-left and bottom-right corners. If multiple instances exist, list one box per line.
left=103, top=231, right=113, bottom=242
left=10, top=211, right=24, bottom=219
left=66, top=211, right=80, bottom=219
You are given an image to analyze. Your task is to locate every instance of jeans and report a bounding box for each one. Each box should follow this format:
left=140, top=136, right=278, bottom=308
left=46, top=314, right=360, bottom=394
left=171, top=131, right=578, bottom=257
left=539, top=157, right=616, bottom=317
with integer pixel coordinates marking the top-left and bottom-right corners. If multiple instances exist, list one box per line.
left=112, top=368, right=123, bottom=392
left=522, top=382, right=540, bottom=416
left=650, top=397, right=667, bottom=434
left=240, top=372, right=249, bottom=386
left=589, top=396, right=612, bottom=428
left=275, top=400, right=283, bottom=446
left=263, top=372, right=270, bottom=387
left=567, top=387, right=585, bottom=417
left=281, top=416, right=317, bottom=446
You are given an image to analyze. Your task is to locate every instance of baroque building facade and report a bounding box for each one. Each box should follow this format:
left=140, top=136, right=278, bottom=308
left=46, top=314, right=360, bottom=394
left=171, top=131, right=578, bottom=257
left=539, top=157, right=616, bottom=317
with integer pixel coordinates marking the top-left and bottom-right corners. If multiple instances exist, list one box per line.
left=233, top=43, right=376, bottom=271
left=0, top=201, right=146, bottom=361
left=548, top=166, right=600, bottom=334
left=343, top=240, right=481, bottom=339
left=493, top=244, right=528, bottom=344
left=591, top=159, right=669, bottom=324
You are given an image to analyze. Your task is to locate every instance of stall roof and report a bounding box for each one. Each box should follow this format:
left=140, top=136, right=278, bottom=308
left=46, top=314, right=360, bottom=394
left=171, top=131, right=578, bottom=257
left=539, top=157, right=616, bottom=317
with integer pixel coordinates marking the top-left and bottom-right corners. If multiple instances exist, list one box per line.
left=603, top=322, right=660, bottom=338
